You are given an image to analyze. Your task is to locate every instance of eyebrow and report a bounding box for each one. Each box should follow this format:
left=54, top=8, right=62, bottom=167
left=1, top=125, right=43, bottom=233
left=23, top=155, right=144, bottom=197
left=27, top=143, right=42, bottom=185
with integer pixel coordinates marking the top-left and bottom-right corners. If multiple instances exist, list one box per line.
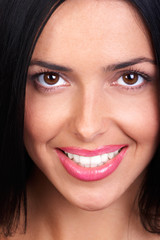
left=104, top=57, right=156, bottom=72
left=30, top=57, right=156, bottom=73
left=30, top=60, right=72, bottom=72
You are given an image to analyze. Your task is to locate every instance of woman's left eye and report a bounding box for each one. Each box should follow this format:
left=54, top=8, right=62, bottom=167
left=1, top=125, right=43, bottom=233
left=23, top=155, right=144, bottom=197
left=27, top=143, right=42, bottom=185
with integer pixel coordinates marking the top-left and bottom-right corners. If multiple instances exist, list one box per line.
left=115, top=72, right=144, bottom=87
left=36, top=72, right=67, bottom=88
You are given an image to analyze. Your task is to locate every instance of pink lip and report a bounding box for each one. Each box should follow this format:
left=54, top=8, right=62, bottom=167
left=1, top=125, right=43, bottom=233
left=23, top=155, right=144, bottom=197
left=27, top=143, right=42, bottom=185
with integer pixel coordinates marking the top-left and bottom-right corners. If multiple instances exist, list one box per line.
left=56, top=145, right=128, bottom=181
left=60, top=145, right=126, bottom=157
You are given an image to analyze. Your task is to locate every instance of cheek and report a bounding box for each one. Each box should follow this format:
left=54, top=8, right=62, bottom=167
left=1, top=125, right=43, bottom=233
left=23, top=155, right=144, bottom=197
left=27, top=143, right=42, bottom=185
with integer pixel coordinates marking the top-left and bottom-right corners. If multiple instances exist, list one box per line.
left=24, top=84, right=72, bottom=144
left=23, top=96, right=67, bottom=168
left=24, top=104, right=59, bottom=143
left=115, top=92, right=159, bottom=146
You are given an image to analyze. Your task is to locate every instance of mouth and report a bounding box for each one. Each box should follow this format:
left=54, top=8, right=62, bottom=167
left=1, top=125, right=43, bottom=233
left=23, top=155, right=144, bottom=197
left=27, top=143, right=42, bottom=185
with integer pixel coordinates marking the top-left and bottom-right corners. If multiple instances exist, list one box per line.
left=63, top=148, right=122, bottom=168
left=56, top=145, right=128, bottom=181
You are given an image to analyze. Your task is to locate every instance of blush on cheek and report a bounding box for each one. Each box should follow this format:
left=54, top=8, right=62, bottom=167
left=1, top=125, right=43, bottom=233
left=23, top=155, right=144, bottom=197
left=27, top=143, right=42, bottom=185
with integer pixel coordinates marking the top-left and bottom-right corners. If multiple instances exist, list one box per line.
left=114, top=101, right=159, bottom=146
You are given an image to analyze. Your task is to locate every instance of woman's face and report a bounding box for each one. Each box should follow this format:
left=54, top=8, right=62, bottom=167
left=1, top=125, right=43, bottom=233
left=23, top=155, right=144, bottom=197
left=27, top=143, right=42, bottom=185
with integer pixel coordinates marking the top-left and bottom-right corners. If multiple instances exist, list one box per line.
left=24, top=0, right=159, bottom=210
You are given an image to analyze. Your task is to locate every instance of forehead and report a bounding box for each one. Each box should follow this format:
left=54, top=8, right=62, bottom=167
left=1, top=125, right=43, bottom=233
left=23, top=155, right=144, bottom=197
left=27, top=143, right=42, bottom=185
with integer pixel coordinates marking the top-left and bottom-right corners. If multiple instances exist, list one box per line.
left=32, top=0, right=154, bottom=65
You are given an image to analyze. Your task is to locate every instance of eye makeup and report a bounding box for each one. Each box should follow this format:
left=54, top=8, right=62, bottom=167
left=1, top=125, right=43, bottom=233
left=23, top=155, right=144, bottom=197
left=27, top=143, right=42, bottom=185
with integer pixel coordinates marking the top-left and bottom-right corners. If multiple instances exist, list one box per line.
left=111, top=68, right=153, bottom=91
left=27, top=64, right=156, bottom=94
left=28, top=69, right=70, bottom=93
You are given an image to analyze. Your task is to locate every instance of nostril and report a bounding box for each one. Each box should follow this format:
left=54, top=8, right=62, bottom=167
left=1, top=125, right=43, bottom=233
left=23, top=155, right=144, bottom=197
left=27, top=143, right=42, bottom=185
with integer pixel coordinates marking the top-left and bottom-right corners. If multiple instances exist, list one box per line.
left=74, top=124, right=105, bottom=142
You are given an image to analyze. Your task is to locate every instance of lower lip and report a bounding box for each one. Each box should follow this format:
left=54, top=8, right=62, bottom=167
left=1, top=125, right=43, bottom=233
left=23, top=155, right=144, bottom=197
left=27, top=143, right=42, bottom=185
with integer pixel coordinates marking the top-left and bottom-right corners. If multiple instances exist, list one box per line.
left=56, top=147, right=128, bottom=181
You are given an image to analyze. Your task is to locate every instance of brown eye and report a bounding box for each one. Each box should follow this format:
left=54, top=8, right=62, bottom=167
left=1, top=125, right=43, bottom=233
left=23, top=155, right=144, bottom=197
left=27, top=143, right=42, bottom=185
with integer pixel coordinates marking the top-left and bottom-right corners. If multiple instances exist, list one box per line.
left=43, top=72, right=59, bottom=85
left=115, top=71, right=146, bottom=88
left=122, top=73, right=138, bottom=85
left=37, top=72, right=67, bottom=89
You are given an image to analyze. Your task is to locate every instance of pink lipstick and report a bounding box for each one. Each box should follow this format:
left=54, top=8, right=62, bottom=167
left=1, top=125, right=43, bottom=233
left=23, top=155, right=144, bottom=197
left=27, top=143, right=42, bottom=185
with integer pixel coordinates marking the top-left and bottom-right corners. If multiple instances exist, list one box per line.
left=56, top=145, right=128, bottom=181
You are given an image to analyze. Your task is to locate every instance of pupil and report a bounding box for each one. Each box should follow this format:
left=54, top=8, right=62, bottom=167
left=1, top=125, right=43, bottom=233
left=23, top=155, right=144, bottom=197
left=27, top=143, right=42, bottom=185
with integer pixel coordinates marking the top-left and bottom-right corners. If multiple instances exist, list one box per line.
left=44, top=73, right=59, bottom=85
left=48, top=75, right=56, bottom=80
left=125, top=74, right=135, bottom=80
left=123, top=73, right=138, bottom=84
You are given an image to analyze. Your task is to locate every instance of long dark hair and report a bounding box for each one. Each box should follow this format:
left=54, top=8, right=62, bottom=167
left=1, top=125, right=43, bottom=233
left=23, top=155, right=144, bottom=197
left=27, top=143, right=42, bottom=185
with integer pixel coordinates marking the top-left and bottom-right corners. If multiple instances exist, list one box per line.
left=0, top=0, right=160, bottom=237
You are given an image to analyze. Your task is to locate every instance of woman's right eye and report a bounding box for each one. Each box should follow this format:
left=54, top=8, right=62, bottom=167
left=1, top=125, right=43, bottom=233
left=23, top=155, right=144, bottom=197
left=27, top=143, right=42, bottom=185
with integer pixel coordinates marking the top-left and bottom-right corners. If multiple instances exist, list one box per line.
left=36, top=72, right=68, bottom=89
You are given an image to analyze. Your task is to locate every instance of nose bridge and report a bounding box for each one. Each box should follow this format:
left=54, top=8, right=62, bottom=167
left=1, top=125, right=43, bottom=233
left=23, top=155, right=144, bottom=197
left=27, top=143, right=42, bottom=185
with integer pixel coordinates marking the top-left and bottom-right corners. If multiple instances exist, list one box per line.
left=73, top=86, right=105, bottom=141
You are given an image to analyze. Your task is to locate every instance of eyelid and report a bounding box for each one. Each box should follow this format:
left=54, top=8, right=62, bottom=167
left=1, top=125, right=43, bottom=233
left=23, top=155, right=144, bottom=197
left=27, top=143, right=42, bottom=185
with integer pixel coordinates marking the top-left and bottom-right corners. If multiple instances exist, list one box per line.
left=29, top=68, right=66, bottom=80
left=28, top=69, right=70, bottom=92
left=117, top=69, right=152, bottom=81
left=110, top=69, right=152, bottom=90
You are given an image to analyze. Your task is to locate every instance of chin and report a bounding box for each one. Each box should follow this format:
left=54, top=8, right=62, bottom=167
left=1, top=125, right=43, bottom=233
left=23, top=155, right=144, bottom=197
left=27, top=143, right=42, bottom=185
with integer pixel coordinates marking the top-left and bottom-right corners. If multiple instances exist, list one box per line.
left=71, top=194, right=111, bottom=212
left=79, top=204, right=108, bottom=212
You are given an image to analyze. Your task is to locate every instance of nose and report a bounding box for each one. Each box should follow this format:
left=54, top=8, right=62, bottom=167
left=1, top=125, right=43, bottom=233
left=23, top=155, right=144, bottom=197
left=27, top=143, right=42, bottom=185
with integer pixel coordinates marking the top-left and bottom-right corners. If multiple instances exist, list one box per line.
left=71, top=88, right=109, bottom=142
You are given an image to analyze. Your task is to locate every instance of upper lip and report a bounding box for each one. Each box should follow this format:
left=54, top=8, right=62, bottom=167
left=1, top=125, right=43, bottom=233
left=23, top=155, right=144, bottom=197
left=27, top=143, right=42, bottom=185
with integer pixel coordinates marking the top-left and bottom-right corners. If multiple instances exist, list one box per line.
left=59, top=145, right=127, bottom=157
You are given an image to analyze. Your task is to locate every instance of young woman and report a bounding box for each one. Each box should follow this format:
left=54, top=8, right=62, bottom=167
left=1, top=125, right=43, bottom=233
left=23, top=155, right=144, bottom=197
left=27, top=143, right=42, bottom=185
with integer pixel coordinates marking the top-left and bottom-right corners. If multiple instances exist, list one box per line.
left=0, top=0, right=160, bottom=239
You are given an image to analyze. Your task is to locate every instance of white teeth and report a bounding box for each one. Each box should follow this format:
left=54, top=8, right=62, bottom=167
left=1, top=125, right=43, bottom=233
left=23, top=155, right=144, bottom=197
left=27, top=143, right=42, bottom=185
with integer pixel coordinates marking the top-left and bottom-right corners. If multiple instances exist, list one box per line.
left=68, top=153, right=73, bottom=159
left=65, top=148, right=121, bottom=168
left=84, top=164, right=90, bottom=168
left=74, top=154, right=80, bottom=163
left=79, top=156, right=90, bottom=165
left=108, top=152, right=114, bottom=160
left=101, top=153, right=109, bottom=163
left=90, top=156, right=101, bottom=167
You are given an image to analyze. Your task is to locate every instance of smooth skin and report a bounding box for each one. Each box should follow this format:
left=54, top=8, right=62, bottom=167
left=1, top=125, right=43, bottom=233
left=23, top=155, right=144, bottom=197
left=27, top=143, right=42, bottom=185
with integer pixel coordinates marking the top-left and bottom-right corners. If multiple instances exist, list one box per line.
left=9, top=0, right=160, bottom=239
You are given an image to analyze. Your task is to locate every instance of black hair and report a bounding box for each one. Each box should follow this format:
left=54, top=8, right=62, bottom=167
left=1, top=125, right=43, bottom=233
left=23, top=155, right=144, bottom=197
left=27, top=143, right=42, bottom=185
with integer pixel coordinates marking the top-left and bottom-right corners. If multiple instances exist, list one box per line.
left=0, top=0, right=65, bottom=236
left=0, top=0, right=160, bottom=237
left=127, top=0, right=160, bottom=233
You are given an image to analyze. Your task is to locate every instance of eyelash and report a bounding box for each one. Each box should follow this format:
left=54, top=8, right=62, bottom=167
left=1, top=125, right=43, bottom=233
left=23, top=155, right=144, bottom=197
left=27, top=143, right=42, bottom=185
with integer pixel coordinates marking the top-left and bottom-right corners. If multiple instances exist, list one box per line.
left=30, top=69, right=69, bottom=93
left=111, top=68, right=152, bottom=90
left=29, top=68, right=152, bottom=93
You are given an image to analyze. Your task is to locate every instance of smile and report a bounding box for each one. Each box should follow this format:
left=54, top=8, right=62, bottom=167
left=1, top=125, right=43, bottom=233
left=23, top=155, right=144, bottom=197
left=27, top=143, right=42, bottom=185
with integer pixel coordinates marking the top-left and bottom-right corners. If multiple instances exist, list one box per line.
left=56, top=145, right=128, bottom=181
left=64, top=149, right=120, bottom=168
